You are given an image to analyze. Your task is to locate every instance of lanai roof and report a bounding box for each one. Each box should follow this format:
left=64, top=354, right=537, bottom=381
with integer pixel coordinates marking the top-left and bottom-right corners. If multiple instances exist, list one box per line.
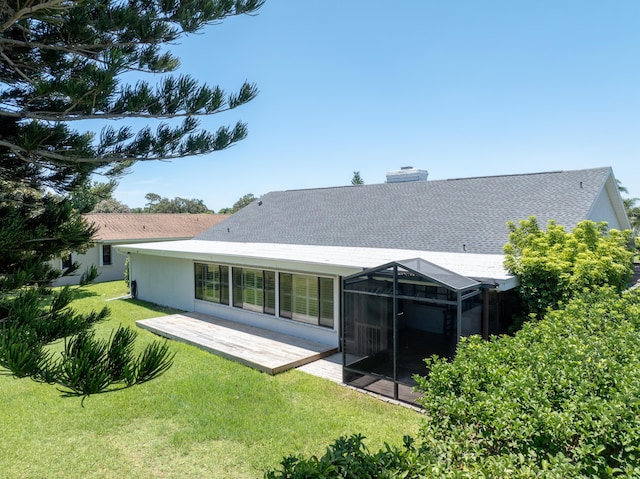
left=345, top=258, right=484, bottom=292
left=196, top=167, right=625, bottom=255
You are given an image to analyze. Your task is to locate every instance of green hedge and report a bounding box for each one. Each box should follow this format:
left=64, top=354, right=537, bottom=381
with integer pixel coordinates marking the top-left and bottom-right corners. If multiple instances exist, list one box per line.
left=415, top=287, right=640, bottom=477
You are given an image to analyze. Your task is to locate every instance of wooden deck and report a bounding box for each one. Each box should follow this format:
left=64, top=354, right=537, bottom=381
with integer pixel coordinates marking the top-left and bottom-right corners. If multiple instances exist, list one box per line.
left=297, top=352, right=343, bottom=383
left=137, top=312, right=338, bottom=375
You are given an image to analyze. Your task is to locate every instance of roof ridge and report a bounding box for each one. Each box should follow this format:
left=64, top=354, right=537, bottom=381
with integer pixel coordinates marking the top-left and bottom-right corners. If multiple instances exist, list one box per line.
left=270, top=166, right=611, bottom=194
left=444, top=167, right=609, bottom=183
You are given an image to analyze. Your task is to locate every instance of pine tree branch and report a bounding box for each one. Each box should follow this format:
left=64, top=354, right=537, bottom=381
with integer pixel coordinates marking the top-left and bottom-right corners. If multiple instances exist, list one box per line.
left=0, top=0, right=69, bottom=33
left=0, top=0, right=266, bottom=55
left=0, top=134, right=244, bottom=164
left=0, top=105, right=238, bottom=121
left=0, top=40, right=178, bottom=79
left=0, top=51, right=35, bottom=84
left=0, top=37, right=160, bottom=63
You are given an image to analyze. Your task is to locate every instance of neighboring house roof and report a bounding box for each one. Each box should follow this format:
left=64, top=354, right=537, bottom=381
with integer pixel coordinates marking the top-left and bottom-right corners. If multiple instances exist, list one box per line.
left=196, top=167, right=629, bottom=255
left=86, top=213, right=229, bottom=242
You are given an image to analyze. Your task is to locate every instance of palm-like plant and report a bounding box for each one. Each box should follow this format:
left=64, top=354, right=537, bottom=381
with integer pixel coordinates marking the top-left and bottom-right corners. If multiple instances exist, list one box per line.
left=618, top=181, right=639, bottom=239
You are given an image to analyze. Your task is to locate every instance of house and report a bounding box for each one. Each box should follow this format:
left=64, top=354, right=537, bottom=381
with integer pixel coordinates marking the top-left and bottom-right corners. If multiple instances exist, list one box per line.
left=55, top=213, right=228, bottom=286
left=117, top=167, right=630, bottom=402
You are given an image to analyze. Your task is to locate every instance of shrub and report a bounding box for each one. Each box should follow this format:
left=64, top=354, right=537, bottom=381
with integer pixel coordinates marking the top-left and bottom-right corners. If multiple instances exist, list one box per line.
left=414, top=287, right=640, bottom=477
left=503, top=218, right=634, bottom=322
left=264, top=434, right=430, bottom=479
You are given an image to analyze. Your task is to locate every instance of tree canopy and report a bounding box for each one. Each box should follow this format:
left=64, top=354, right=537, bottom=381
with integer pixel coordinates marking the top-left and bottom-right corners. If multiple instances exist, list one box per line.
left=68, top=180, right=119, bottom=213
left=93, top=197, right=132, bottom=213
left=0, top=0, right=263, bottom=396
left=218, top=192, right=255, bottom=213
left=143, top=192, right=211, bottom=213
left=624, top=197, right=640, bottom=238
left=1, top=0, right=263, bottom=192
left=503, top=217, right=634, bottom=321
left=351, top=171, right=364, bottom=185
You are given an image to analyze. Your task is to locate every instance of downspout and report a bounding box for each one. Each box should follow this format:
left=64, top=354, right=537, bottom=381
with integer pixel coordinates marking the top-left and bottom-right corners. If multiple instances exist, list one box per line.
left=128, top=252, right=135, bottom=298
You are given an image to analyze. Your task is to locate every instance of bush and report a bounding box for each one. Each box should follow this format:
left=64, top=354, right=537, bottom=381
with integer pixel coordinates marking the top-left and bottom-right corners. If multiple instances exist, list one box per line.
left=503, top=218, right=634, bottom=322
left=264, top=434, right=430, bottom=479
left=414, top=287, right=640, bottom=477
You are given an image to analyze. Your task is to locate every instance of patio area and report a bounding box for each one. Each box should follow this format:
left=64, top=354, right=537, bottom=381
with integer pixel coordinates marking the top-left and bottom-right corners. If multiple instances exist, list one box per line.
left=137, top=312, right=339, bottom=376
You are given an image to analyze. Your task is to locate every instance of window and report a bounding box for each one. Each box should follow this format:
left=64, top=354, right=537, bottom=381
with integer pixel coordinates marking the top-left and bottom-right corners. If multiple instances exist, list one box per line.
left=233, top=267, right=243, bottom=308
left=101, top=245, right=112, bottom=266
left=195, top=263, right=229, bottom=305
left=241, top=268, right=264, bottom=312
left=292, top=274, right=319, bottom=324
left=280, top=273, right=334, bottom=328
left=196, top=264, right=333, bottom=327
left=319, top=277, right=334, bottom=328
left=264, top=270, right=276, bottom=315
left=220, top=265, right=230, bottom=305
left=61, top=253, right=73, bottom=269
left=279, top=273, right=293, bottom=319
left=232, top=267, right=273, bottom=314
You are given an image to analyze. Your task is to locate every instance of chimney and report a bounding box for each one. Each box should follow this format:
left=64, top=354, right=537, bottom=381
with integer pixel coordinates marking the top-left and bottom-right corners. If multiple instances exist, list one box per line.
left=386, top=166, right=429, bottom=183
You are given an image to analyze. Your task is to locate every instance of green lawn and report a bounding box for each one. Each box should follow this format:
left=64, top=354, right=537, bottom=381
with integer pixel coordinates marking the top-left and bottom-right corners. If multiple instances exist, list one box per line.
left=0, top=281, right=420, bottom=479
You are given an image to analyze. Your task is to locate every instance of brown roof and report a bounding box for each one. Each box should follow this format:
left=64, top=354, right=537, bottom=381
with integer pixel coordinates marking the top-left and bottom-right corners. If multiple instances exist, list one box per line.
left=84, top=213, right=229, bottom=241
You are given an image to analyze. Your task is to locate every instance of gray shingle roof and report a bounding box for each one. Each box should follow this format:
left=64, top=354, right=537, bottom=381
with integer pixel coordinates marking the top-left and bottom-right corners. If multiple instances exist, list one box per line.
left=197, top=167, right=615, bottom=255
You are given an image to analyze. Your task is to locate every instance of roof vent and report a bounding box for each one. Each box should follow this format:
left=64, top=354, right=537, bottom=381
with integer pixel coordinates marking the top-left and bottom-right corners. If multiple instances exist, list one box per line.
left=386, top=166, right=428, bottom=183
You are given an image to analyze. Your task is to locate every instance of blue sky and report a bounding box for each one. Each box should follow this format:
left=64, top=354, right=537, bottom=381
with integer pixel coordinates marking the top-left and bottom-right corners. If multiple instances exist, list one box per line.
left=113, top=0, right=640, bottom=212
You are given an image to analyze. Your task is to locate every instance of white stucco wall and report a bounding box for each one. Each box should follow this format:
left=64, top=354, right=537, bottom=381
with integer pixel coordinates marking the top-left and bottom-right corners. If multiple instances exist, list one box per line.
left=128, top=253, right=195, bottom=312
left=127, top=251, right=340, bottom=347
left=586, top=173, right=631, bottom=231
left=53, top=242, right=128, bottom=286
left=588, top=188, right=624, bottom=230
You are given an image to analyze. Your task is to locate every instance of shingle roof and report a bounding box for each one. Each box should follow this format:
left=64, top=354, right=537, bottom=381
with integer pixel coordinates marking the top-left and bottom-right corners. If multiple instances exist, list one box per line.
left=196, top=167, right=617, bottom=255
left=85, top=213, right=228, bottom=241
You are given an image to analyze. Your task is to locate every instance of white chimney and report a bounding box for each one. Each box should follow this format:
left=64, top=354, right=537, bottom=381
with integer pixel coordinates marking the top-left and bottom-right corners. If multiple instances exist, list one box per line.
left=386, top=166, right=429, bottom=183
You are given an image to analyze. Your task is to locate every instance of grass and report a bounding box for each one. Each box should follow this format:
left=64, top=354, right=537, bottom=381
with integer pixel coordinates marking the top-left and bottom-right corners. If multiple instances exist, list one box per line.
left=0, top=281, right=420, bottom=479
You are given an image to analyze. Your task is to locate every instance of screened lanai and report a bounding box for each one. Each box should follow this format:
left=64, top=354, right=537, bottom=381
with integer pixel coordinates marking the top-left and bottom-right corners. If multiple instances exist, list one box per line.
left=342, top=258, right=486, bottom=404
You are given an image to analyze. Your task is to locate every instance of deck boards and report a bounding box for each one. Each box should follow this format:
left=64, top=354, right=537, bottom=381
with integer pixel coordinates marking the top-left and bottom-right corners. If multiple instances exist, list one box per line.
left=296, top=352, right=343, bottom=383
left=137, top=312, right=338, bottom=375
